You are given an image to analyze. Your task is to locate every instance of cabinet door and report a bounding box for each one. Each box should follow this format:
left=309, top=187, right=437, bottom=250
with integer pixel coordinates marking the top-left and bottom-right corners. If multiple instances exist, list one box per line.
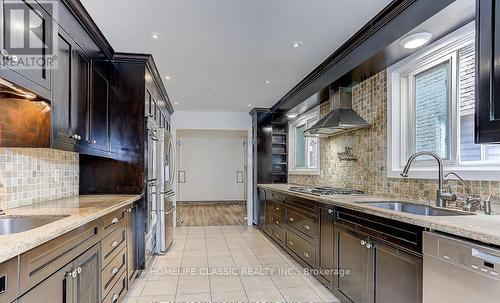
left=73, top=244, right=100, bottom=303
left=335, top=226, right=370, bottom=303
left=373, top=241, right=422, bottom=303
left=0, top=0, right=52, bottom=93
left=476, top=0, right=500, bottom=143
left=258, top=189, right=266, bottom=229
left=319, top=206, right=335, bottom=287
left=18, top=263, right=73, bottom=303
left=71, top=45, right=90, bottom=144
left=89, top=67, right=109, bottom=151
left=126, top=206, right=137, bottom=285
left=52, top=28, right=73, bottom=145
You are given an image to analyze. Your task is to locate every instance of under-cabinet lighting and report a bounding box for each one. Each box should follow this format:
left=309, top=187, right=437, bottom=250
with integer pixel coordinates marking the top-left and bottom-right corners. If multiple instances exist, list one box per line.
left=400, top=32, right=432, bottom=49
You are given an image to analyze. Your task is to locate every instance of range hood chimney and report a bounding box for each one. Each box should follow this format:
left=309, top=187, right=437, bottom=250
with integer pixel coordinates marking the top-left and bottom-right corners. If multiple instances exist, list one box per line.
left=304, top=85, right=370, bottom=138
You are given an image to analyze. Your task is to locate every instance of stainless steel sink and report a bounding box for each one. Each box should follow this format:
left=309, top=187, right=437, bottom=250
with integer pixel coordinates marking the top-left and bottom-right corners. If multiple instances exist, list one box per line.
left=0, top=215, right=68, bottom=235
left=355, top=201, right=474, bottom=216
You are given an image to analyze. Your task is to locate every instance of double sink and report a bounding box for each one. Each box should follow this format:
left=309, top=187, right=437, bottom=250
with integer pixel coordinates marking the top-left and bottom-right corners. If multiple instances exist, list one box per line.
left=356, top=201, right=474, bottom=216
left=0, top=215, right=68, bottom=235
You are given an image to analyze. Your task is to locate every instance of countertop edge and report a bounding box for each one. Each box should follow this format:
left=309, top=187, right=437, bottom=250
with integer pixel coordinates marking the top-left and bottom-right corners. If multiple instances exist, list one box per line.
left=258, top=184, right=500, bottom=246
left=0, top=194, right=141, bottom=264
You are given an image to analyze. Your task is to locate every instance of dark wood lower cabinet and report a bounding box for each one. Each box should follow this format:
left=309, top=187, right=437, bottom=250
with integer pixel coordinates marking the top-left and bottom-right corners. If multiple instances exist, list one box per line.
left=335, top=225, right=371, bottom=303
left=319, top=206, right=335, bottom=288
left=17, top=263, right=73, bottom=303
left=73, top=244, right=101, bottom=303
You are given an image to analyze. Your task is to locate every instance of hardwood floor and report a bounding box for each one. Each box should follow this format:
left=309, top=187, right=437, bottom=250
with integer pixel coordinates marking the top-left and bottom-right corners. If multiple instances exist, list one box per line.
left=176, top=202, right=246, bottom=226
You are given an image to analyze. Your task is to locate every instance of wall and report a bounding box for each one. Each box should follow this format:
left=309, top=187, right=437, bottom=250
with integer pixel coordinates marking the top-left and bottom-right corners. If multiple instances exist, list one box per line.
left=172, top=110, right=253, bottom=226
left=0, top=148, right=79, bottom=210
left=289, top=71, right=500, bottom=204
left=177, top=130, right=246, bottom=201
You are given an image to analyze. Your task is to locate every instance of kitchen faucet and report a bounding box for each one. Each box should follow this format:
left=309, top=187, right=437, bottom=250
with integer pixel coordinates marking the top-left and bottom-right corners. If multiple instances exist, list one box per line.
left=401, top=151, right=456, bottom=207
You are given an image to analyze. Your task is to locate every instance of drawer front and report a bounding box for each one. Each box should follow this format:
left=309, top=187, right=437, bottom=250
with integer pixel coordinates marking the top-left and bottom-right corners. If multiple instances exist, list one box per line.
left=286, top=231, right=316, bottom=267
left=102, top=248, right=127, bottom=297
left=0, top=257, right=19, bottom=303
left=269, top=191, right=286, bottom=203
left=102, top=208, right=126, bottom=237
left=19, top=220, right=101, bottom=293
left=102, top=220, right=126, bottom=265
left=273, top=225, right=285, bottom=245
left=102, top=271, right=127, bottom=303
left=287, top=209, right=317, bottom=239
left=273, top=203, right=285, bottom=215
left=272, top=212, right=285, bottom=226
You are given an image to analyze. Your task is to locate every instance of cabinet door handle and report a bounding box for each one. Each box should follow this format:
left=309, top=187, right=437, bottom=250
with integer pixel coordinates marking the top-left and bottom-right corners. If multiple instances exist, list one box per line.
left=275, top=207, right=280, bottom=211
left=111, top=293, right=119, bottom=302
left=275, top=220, right=279, bottom=225
left=288, top=217, right=294, bottom=222
left=71, top=269, right=77, bottom=278
left=111, top=240, right=118, bottom=248
left=304, top=225, right=310, bottom=230
left=76, top=267, right=82, bottom=274
left=360, top=240, right=366, bottom=246
left=303, top=252, right=310, bottom=258
left=366, top=243, right=372, bottom=249
left=288, top=241, right=294, bottom=246
left=111, top=217, right=119, bottom=224
left=111, top=267, right=119, bottom=275
left=328, top=209, right=333, bottom=214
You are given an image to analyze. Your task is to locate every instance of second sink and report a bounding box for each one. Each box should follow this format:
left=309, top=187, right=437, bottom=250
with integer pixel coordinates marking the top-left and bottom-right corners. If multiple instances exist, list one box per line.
left=356, top=201, right=474, bottom=216
left=0, top=215, right=69, bottom=235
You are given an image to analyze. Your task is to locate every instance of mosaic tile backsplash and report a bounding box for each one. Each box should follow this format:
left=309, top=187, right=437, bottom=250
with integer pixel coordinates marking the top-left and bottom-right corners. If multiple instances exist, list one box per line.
left=289, top=71, right=500, bottom=205
left=0, top=148, right=79, bottom=210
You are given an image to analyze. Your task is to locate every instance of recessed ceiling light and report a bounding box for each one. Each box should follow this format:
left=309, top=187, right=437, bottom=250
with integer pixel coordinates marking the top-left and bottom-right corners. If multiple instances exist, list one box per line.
left=248, top=104, right=252, bottom=107
left=207, top=94, right=215, bottom=97
left=290, top=41, right=303, bottom=48
left=150, top=32, right=161, bottom=40
left=165, top=75, right=172, bottom=80
left=287, top=113, right=298, bottom=118
left=265, top=80, right=271, bottom=84
left=174, top=102, right=179, bottom=105
left=400, top=32, right=432, bottom=49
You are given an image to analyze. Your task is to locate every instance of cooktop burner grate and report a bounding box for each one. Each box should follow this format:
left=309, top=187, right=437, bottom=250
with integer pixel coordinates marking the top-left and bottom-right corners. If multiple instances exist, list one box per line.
left=288, top=186, right=364, bottom=196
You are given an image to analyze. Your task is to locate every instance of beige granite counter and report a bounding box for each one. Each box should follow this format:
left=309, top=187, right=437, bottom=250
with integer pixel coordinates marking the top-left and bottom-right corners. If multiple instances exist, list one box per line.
left=259, top=184, right=500, bottom=246
left=0, top=194, right=141, bottom=263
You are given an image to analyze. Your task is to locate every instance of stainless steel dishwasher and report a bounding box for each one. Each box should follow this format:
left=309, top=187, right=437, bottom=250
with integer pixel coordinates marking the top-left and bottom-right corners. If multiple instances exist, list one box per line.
left=423, top=232, right=500, bottom=302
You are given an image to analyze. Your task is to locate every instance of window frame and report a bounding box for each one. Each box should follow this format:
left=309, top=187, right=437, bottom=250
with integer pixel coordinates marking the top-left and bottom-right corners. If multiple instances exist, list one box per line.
left=387, top=22, right=500, bottom=181
left=288, top=107, right=320, bottom=175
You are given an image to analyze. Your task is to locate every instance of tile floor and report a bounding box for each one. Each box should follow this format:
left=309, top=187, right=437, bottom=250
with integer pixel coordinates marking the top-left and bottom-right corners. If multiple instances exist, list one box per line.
left=124, top=225, right=340, bottom=303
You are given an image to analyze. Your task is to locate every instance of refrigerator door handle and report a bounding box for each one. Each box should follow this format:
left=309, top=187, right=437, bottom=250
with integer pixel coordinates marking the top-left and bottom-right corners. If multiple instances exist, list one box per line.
left=166, top=206, right=176, bottom=215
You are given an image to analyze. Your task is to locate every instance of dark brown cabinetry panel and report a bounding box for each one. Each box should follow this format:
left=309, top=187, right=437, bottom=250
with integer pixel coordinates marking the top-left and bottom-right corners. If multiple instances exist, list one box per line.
left=335, top=225, right=370, bottom=303
left=17, top=263, right=72, bottom=303
left=476, top=0, right=500, bottom=143
left=89, top=65, right=110, bottom=152
left=73, top=244, right=101, bottom=303
left=72, top=46, right=90, bottom=144
left=319, top=206, right=335, bottom=288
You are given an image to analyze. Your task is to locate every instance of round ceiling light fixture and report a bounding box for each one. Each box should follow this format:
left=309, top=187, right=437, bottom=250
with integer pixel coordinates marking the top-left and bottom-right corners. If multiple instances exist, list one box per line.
left=290, top=41, right=303, bottom=48
left=174, top=102, right=179, bottom=105
left=248, top=104, right=252, bottom=107
left=400, top=32, right=432, bottom=49
left=165, top=75, right=172, bottom=80
left=150, top=32, right=161, bottom=40
left=265, top=80, right=271, bottom=84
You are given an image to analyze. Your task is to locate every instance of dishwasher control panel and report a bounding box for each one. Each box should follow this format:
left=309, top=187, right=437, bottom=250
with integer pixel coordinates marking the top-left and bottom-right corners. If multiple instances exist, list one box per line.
left=423, top=231, right=500, bottom=280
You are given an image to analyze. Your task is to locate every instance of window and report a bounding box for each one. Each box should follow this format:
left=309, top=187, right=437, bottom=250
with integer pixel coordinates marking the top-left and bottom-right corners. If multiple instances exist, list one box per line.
left=388, top=23, right=500, bottom=181
left=289, top=108, right=320, bottom=175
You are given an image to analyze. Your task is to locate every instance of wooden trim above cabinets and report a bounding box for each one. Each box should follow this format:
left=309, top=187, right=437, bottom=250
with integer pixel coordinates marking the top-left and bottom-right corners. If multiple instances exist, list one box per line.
left=61, top=0, right=114, bottom=59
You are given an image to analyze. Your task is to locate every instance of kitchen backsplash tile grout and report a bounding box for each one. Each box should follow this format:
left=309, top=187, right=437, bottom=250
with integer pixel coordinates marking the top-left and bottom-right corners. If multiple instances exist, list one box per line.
left=0, top=148, right=79, bottom=210
left=289, top=71, right=500, bottom=205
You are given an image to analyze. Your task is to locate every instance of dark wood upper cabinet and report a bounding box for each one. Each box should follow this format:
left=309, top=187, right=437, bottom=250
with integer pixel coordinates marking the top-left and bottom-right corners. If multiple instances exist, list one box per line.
left=0, top=0, right=52, bottom=99
left=476, top=0, right=500, bottom=143
left=72, top=45, right=91, bottom=145
left=89, top=64, right=110, bottom=152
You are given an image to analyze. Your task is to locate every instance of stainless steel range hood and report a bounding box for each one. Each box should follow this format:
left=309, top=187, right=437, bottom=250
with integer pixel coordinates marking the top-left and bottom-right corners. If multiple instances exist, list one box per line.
left=304, top=86, right=369, bottom=138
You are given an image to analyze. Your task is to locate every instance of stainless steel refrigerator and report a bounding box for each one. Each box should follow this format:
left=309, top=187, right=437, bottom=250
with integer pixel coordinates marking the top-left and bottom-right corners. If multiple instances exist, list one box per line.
left=145, top=120, right=159, bottom=266
left=157, top=128, right=175, bottom=253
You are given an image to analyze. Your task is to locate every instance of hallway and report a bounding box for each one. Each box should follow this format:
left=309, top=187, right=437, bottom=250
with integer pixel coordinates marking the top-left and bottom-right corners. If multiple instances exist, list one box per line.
left=176, top=202, right=246, bottom=226
left=125, top=225, right=339, bottom=303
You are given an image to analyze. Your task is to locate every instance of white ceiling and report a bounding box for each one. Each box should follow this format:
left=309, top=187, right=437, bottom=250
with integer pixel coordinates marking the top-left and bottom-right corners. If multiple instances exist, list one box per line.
left=80, top=0, right=392, bottom=112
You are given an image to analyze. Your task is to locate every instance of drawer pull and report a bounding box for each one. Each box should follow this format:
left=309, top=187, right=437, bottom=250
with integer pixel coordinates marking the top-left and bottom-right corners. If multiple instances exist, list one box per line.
left=111, top=240, right=118, bottom=248
left=111, top=217, right=119, bottom=224
left=328, top=209, right=333, bottom=214
left=111, top=267, right=119, bottom=275
left=303, top=252, right=310, bottom=258
left=288, top=217, right=294, bottom=222
left=111, top=293, right=119, bottom=302
left=288, top=241, right=294, bottom=246
left=275, top=221, right=279, bottom=225
left=304, top=225, right=310, bottom=230
left=275, top=207, right=280, bottom=211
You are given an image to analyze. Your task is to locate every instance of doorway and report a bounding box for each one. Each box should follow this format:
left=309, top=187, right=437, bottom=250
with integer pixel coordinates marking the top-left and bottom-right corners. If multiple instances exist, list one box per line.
left=175, top=129, right=247, bottom=226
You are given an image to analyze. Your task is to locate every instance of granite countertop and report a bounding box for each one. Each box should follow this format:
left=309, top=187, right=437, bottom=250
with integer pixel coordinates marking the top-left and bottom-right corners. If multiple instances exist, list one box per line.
left=259, top=183, right=500, bottom=246
left=0, top=194, right=141, bottom=264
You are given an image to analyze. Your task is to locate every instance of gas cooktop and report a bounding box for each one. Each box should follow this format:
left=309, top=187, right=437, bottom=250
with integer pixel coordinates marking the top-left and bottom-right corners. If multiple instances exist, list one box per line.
left=288, top=186, right=364, bottom=196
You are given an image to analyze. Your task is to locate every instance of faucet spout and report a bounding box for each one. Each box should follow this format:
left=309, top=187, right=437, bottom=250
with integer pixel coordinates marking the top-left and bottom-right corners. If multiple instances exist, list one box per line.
left=401, top=151, right=453, bottom=207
